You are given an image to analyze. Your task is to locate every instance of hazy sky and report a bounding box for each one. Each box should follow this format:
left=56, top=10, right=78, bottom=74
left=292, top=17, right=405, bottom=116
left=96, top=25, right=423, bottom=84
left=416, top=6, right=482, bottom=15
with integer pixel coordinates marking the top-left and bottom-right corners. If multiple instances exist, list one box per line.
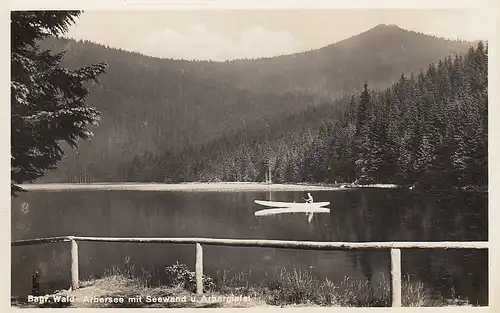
left=65, top=10, right=488, bottom=61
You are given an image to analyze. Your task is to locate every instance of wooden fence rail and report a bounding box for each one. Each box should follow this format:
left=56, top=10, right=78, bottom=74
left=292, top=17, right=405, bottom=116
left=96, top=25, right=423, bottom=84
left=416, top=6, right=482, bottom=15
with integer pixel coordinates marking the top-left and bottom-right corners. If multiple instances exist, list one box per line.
left=11, top=236, right=488, bottom=307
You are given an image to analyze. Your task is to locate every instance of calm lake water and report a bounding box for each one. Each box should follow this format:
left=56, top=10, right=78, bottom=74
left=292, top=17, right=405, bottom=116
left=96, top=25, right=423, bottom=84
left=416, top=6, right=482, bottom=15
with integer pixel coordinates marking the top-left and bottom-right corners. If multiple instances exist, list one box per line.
left=11, top=188, right=488, bottom=305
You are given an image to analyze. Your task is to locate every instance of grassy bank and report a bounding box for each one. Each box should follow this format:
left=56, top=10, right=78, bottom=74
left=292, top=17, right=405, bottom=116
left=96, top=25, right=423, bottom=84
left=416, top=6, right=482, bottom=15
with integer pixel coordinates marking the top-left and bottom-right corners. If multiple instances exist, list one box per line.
left=11, top=264, right=470, bottom=308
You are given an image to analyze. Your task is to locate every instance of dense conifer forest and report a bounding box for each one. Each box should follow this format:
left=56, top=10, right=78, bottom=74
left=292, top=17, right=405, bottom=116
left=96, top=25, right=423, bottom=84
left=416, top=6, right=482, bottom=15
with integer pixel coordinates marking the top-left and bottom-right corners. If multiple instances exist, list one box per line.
left=149, top=42, right=487, bottom=190
left=37, top=25, right=486, bottom=189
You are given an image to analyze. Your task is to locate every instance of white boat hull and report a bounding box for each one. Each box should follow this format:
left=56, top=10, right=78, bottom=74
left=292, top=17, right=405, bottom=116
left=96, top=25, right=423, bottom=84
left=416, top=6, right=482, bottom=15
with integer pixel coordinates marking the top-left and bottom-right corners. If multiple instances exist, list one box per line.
left=254, top=200, right=330, bottom=208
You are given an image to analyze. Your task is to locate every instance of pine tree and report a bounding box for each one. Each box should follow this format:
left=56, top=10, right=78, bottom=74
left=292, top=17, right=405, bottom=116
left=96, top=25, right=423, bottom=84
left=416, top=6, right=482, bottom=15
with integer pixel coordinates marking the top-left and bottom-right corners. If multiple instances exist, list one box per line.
left=356, top=82, right=370, bottom=133
left=11, top=11, right=107, bottom=195
left=354, top=82, right=383, bottom=184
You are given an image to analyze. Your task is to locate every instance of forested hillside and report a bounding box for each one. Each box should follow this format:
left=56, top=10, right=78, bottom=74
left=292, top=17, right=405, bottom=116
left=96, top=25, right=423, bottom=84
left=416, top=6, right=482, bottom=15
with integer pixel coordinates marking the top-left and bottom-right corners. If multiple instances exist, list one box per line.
left=139, top=42, right=487, bottom=190
left=37, top=24, right=477, bottom=183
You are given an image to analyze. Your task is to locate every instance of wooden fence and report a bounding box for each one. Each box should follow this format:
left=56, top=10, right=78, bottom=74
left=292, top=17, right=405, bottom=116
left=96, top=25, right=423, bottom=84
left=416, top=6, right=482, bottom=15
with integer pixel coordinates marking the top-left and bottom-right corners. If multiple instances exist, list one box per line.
left=11, top=236, right=488, bottom=307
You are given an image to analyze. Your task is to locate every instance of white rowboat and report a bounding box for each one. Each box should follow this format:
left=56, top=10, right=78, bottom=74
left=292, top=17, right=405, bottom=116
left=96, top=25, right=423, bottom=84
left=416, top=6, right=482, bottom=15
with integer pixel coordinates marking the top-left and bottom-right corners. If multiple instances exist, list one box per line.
left=254, top=200, right=330, bottom=208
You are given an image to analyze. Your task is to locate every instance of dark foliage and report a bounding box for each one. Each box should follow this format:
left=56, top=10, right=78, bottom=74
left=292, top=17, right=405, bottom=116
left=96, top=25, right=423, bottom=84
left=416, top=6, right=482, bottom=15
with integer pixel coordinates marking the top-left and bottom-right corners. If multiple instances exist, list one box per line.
left=147, top=42, right=487, bottom=190
left=11, top=11, right=107, bottom=195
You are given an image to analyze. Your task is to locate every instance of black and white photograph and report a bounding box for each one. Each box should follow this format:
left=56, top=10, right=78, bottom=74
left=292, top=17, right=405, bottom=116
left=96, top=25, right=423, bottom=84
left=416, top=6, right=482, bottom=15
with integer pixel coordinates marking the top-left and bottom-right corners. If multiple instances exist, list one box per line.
left=10, top=3, right=492, bottom=309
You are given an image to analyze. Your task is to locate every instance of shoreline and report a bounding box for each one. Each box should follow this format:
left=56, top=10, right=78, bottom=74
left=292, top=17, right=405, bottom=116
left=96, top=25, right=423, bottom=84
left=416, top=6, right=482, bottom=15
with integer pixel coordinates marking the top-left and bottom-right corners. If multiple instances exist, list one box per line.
left=17, top=182, right=487, bottom=192
left=18, top=182, right=354, bottom=192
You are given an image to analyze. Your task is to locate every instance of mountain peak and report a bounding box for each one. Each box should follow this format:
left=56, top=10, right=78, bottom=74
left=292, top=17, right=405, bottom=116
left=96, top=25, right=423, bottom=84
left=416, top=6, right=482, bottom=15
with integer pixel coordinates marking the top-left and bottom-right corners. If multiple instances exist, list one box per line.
left=373, top=23, right=401, bottom=29
left=350, top=24, right=410, bottom=39
left=368, top=24, right=405, bottom=33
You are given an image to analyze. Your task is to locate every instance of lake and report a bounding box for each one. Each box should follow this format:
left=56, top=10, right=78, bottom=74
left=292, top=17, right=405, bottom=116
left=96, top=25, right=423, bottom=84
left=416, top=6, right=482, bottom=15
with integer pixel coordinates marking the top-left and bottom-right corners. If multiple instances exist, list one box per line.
left=11, top=186, right=488, bottom=305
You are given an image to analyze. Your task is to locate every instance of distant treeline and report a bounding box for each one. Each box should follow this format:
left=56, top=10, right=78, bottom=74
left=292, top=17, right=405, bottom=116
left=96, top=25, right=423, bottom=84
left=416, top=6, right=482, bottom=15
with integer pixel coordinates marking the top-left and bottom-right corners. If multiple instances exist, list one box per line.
left=130, top=42, right=487, bottom=189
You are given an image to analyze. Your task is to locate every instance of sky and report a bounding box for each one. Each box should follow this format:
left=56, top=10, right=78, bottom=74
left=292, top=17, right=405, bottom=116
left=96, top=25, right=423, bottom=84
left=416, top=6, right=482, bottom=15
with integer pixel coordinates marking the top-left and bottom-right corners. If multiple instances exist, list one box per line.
left=65, top=9, right=489, bottom=61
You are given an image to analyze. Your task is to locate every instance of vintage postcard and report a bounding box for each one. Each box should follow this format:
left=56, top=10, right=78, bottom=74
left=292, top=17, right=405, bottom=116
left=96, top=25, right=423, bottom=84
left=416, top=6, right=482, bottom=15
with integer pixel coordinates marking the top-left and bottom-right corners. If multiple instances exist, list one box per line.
left=7, top=0, right=495, bottom=310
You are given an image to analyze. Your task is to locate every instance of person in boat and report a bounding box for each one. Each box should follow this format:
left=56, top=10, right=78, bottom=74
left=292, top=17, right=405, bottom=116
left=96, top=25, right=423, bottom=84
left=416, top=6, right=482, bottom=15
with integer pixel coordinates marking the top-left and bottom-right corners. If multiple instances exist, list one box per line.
left=304, top=192, right=313, bottom=204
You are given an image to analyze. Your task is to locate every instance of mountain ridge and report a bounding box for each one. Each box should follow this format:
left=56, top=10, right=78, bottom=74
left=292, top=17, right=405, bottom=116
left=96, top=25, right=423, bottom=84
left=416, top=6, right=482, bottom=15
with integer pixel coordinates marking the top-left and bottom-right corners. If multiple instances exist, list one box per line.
left=59, top=24, right=473, bottom=63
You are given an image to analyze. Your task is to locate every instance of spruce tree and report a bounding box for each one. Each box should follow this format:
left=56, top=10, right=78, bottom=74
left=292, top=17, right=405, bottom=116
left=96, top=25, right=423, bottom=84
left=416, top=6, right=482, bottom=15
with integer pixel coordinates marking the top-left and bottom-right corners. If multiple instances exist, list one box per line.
left=11, top=11, right=107, bottom=195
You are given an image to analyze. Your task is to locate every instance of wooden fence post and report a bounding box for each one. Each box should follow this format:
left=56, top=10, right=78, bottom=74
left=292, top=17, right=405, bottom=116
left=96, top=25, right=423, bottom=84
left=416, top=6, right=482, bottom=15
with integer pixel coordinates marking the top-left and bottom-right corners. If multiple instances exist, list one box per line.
left=195, top=243, right=203, bottom=295
left=390, top=248, right=402, bottom=307
left=71, top=239, right=79, bottom=290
